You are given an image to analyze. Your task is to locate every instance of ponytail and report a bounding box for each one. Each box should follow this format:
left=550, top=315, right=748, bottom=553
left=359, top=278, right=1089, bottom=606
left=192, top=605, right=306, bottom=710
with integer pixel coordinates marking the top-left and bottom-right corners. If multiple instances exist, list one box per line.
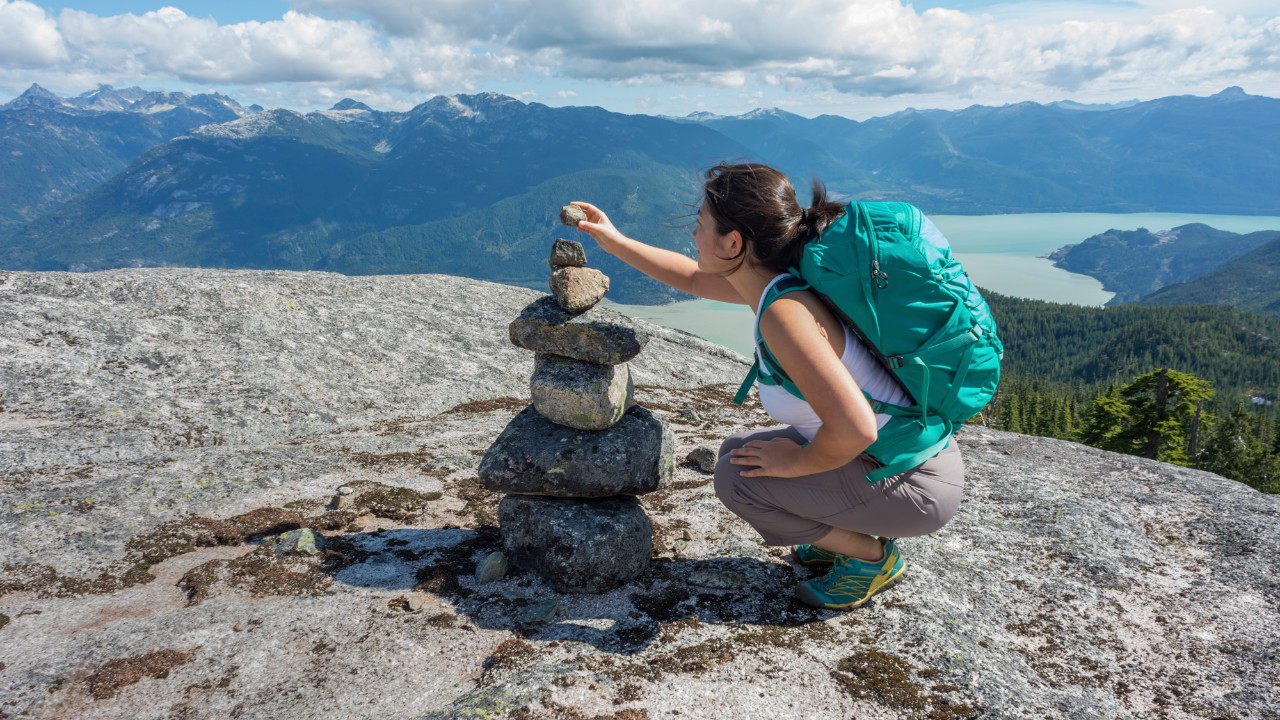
left=702, top=163, right=845, bottom=274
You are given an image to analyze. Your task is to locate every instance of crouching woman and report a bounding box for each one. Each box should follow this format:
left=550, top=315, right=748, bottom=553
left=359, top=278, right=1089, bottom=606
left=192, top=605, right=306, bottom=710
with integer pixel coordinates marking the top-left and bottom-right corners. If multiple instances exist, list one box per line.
left=573, top=162, right=964, bottom=609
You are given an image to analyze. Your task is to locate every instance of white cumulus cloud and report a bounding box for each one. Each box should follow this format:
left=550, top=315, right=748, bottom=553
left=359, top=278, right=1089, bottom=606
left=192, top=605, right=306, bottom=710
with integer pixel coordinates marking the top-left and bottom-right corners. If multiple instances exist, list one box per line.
left=0, top=0, right=67, bottom=67
left=1, top=0, right=1279, bottom=110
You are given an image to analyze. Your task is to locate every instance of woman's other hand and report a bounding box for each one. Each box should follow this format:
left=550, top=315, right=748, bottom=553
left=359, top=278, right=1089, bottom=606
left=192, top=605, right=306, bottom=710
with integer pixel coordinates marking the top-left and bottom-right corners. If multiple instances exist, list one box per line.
left=729, top=436, right=810, bottom=478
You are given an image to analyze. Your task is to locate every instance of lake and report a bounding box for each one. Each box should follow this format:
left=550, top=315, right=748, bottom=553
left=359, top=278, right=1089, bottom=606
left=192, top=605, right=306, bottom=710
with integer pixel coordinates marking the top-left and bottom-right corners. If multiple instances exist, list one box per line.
left=605, top=212, right=1280, bottom=356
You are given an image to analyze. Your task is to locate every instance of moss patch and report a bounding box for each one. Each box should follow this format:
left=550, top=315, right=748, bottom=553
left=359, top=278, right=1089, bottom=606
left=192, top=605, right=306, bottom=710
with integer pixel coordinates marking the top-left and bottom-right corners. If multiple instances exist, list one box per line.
left=441, top=396, right=528, bottom=416
left=178, top=537, right=359, bottom=605
left=452, top=475, right=500, bottom=526
left=0, top=613, right=8, bottom=630
left=832, top=648, right=981, bottom=720
left=86, top=649, right=194, bottom=700
left=360, top=483, right=439, bottom=522
left=485, top=638, right=538, bottom=678
left=1, top=504, right=367, bottom=599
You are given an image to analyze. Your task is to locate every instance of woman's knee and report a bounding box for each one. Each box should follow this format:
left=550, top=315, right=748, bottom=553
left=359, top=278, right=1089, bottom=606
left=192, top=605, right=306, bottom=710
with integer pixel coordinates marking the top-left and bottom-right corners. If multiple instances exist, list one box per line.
left=712, top=456, right=741, bottom=508
left=717, top=431, right=752, bottom=459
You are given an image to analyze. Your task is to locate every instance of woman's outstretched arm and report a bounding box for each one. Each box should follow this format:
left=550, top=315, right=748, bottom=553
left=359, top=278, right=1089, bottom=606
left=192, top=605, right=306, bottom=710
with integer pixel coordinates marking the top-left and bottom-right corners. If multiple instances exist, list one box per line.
left=571, top=201, right=743, bottom=304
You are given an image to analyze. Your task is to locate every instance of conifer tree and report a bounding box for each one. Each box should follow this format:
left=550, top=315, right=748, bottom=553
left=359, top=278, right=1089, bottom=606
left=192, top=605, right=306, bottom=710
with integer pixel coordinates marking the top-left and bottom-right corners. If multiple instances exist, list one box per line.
left=1081, top=384, right=1129, bottom=449
left=1080, top=369, right=1214, bottom=465
left=1198, top=405, right=1264, bottom=485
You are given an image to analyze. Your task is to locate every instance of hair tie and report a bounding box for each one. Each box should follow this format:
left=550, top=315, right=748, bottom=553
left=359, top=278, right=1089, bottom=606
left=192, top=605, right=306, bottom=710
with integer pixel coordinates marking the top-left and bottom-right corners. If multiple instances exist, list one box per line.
left=799, top=208, right=809, bottom=226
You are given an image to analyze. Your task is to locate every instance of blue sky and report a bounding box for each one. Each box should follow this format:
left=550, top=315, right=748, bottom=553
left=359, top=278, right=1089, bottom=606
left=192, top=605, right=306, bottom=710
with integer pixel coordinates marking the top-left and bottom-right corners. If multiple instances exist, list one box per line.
left=3, top=0, right=1278, bottom=118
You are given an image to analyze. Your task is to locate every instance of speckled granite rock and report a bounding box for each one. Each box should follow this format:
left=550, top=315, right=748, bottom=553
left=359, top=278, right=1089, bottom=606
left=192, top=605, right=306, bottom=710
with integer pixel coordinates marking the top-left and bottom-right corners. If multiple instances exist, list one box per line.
left=559, top=205, right=588, bottom=228
left=498, top=495, right=652, bottom=593
left=549, top=266, right=610, bottom=313
left=509, top=296, right=648, bottom=365
left=530, top=354, right=633, bottom=430
left=478, top=404, right=672, bottom=497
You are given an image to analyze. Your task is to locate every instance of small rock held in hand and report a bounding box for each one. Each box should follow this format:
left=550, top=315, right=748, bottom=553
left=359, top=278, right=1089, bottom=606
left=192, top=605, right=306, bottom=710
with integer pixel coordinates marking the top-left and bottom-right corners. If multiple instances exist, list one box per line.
left=560, top=204, right=588, bottom=227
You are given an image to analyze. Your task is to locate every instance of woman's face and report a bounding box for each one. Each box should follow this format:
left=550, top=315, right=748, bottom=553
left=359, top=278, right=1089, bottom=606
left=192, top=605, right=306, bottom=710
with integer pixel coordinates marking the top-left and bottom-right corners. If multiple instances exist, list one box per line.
left=692, top=203, right=737, bottom=273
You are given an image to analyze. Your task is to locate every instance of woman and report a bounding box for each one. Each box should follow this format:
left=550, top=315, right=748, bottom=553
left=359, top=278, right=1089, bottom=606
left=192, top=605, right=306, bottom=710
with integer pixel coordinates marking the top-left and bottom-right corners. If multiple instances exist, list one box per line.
left=572, top=162, right=964, bottom=610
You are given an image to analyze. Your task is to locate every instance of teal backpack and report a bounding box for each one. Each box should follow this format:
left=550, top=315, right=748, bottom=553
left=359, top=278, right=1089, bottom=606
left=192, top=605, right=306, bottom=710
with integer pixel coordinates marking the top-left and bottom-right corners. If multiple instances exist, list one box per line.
left=733, top=201, right=1003, bottom=482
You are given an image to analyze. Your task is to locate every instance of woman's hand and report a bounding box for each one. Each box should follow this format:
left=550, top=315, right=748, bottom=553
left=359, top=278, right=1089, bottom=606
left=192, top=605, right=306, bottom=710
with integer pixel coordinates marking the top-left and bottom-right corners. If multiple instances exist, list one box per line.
left=729, top=437, right=811, bottom=478
left=570, top=201, right=628, bottom=253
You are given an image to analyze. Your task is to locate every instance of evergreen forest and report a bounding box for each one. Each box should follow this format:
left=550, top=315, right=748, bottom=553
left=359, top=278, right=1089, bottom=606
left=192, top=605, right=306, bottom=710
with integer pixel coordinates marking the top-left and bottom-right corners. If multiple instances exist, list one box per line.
left=978, top=293, right=1280, bottom=493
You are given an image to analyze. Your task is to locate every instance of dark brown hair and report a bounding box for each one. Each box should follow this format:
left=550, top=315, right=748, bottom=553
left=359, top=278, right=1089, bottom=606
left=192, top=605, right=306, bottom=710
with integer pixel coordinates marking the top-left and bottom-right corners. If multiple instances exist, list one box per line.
left=701, top=162, right=845, bottom=273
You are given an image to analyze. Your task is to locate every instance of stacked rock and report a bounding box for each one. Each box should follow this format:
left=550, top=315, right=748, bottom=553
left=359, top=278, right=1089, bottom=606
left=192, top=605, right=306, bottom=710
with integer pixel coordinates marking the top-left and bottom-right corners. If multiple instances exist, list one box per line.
left=479, top=218, right=674, bottom=593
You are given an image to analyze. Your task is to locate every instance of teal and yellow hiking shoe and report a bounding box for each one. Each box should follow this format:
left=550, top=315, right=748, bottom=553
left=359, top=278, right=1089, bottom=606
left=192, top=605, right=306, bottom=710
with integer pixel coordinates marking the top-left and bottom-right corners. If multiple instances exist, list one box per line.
left=792, top=543, right=840, bottom=566
left=796, top=538, right=906, bottom=610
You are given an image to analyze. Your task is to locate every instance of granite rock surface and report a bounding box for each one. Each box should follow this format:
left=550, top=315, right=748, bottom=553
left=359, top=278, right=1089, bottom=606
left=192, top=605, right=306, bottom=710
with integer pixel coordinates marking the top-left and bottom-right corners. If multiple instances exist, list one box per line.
left=2, top=268, right=1277, bottom=720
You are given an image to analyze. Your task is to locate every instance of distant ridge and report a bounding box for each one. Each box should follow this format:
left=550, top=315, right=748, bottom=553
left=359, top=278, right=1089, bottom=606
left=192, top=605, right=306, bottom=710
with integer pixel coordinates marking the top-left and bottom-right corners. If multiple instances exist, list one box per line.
left=0, top=83, right=252, bottom=228
left=1139, top=236, right=1280, bottom=319
left=1047, top=224, right=1280, bottom=304
left=3, top=85, right=1279, bottom=303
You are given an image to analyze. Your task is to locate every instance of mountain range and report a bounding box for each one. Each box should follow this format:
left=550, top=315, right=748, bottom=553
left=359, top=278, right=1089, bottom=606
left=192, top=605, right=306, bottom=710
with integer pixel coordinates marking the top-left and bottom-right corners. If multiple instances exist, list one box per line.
left=1, top=84, right=1278, bottom=303
left=0, top=84, right=254, bottom=231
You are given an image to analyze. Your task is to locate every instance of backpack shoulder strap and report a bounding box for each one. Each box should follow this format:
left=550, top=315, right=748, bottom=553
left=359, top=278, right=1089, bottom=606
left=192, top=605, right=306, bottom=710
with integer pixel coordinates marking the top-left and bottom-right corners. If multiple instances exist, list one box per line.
left=732, top=274, right=809, bottom=405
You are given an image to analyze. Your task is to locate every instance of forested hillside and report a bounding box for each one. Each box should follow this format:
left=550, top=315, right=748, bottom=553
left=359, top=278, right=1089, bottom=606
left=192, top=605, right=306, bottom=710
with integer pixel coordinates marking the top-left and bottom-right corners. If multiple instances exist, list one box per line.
left=1046, top=224, right=1280, bottom=304
left=1138, top=237, right=1280, bottom=319
left=985, top=293, right=1280, bottom=491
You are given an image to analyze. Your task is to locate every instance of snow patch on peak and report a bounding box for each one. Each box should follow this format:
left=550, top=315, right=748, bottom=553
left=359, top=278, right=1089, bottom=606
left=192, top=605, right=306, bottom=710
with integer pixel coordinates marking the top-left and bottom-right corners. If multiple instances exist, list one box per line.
left=193, top=109, right=304, bottom=139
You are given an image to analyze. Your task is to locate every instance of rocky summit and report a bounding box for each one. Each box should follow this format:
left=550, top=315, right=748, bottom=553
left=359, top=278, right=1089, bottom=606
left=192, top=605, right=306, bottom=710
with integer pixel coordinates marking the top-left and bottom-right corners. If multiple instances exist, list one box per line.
left=2, top=268, right=1279, bottom=720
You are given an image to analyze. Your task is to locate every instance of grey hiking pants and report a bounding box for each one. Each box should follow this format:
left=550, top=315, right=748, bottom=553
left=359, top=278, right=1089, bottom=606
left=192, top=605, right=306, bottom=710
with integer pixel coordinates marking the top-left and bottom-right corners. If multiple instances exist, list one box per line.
left=713, top=426, right=965, bottom=546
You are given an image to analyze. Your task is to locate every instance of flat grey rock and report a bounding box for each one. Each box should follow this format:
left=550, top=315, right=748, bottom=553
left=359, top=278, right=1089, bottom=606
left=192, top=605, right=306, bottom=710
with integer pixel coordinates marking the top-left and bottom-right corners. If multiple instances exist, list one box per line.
left=549, top=266, right=609, bottom=314
left=530, top=354, right=633, bottom=430
left=478, top=405, right=673, bottom=497
left=499, top=495, right=652, bottom=593
left=509, top=296, right=648, bottom=365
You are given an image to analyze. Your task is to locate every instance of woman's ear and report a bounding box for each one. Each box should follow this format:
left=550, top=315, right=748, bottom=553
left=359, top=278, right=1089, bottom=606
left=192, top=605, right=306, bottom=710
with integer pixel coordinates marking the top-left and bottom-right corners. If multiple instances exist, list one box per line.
left=719, top=229, right=745, bottom=260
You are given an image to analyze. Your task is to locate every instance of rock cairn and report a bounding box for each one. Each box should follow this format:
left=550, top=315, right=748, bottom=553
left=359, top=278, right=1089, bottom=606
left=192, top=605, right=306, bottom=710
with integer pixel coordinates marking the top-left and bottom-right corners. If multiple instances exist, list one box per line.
left=479, top=225, right=674, bottom=593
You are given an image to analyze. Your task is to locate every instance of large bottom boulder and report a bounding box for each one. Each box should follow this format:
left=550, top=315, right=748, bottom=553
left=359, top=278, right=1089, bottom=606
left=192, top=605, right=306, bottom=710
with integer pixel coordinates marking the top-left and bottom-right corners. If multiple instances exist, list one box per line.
left=499, top=495, right=652, bottom=593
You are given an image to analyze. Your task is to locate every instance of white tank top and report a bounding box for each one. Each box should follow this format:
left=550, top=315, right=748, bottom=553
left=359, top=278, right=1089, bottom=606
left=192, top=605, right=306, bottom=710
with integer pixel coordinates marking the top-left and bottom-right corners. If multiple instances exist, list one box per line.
left=755, top=275, right=912, bottom=441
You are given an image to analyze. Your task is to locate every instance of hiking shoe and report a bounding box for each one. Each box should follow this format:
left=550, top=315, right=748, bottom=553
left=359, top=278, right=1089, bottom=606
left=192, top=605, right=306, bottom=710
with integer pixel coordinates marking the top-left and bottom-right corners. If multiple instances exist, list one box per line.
left=792, top=544, right=840, bottom=566
left=796, top=538, right=905, bottom=610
